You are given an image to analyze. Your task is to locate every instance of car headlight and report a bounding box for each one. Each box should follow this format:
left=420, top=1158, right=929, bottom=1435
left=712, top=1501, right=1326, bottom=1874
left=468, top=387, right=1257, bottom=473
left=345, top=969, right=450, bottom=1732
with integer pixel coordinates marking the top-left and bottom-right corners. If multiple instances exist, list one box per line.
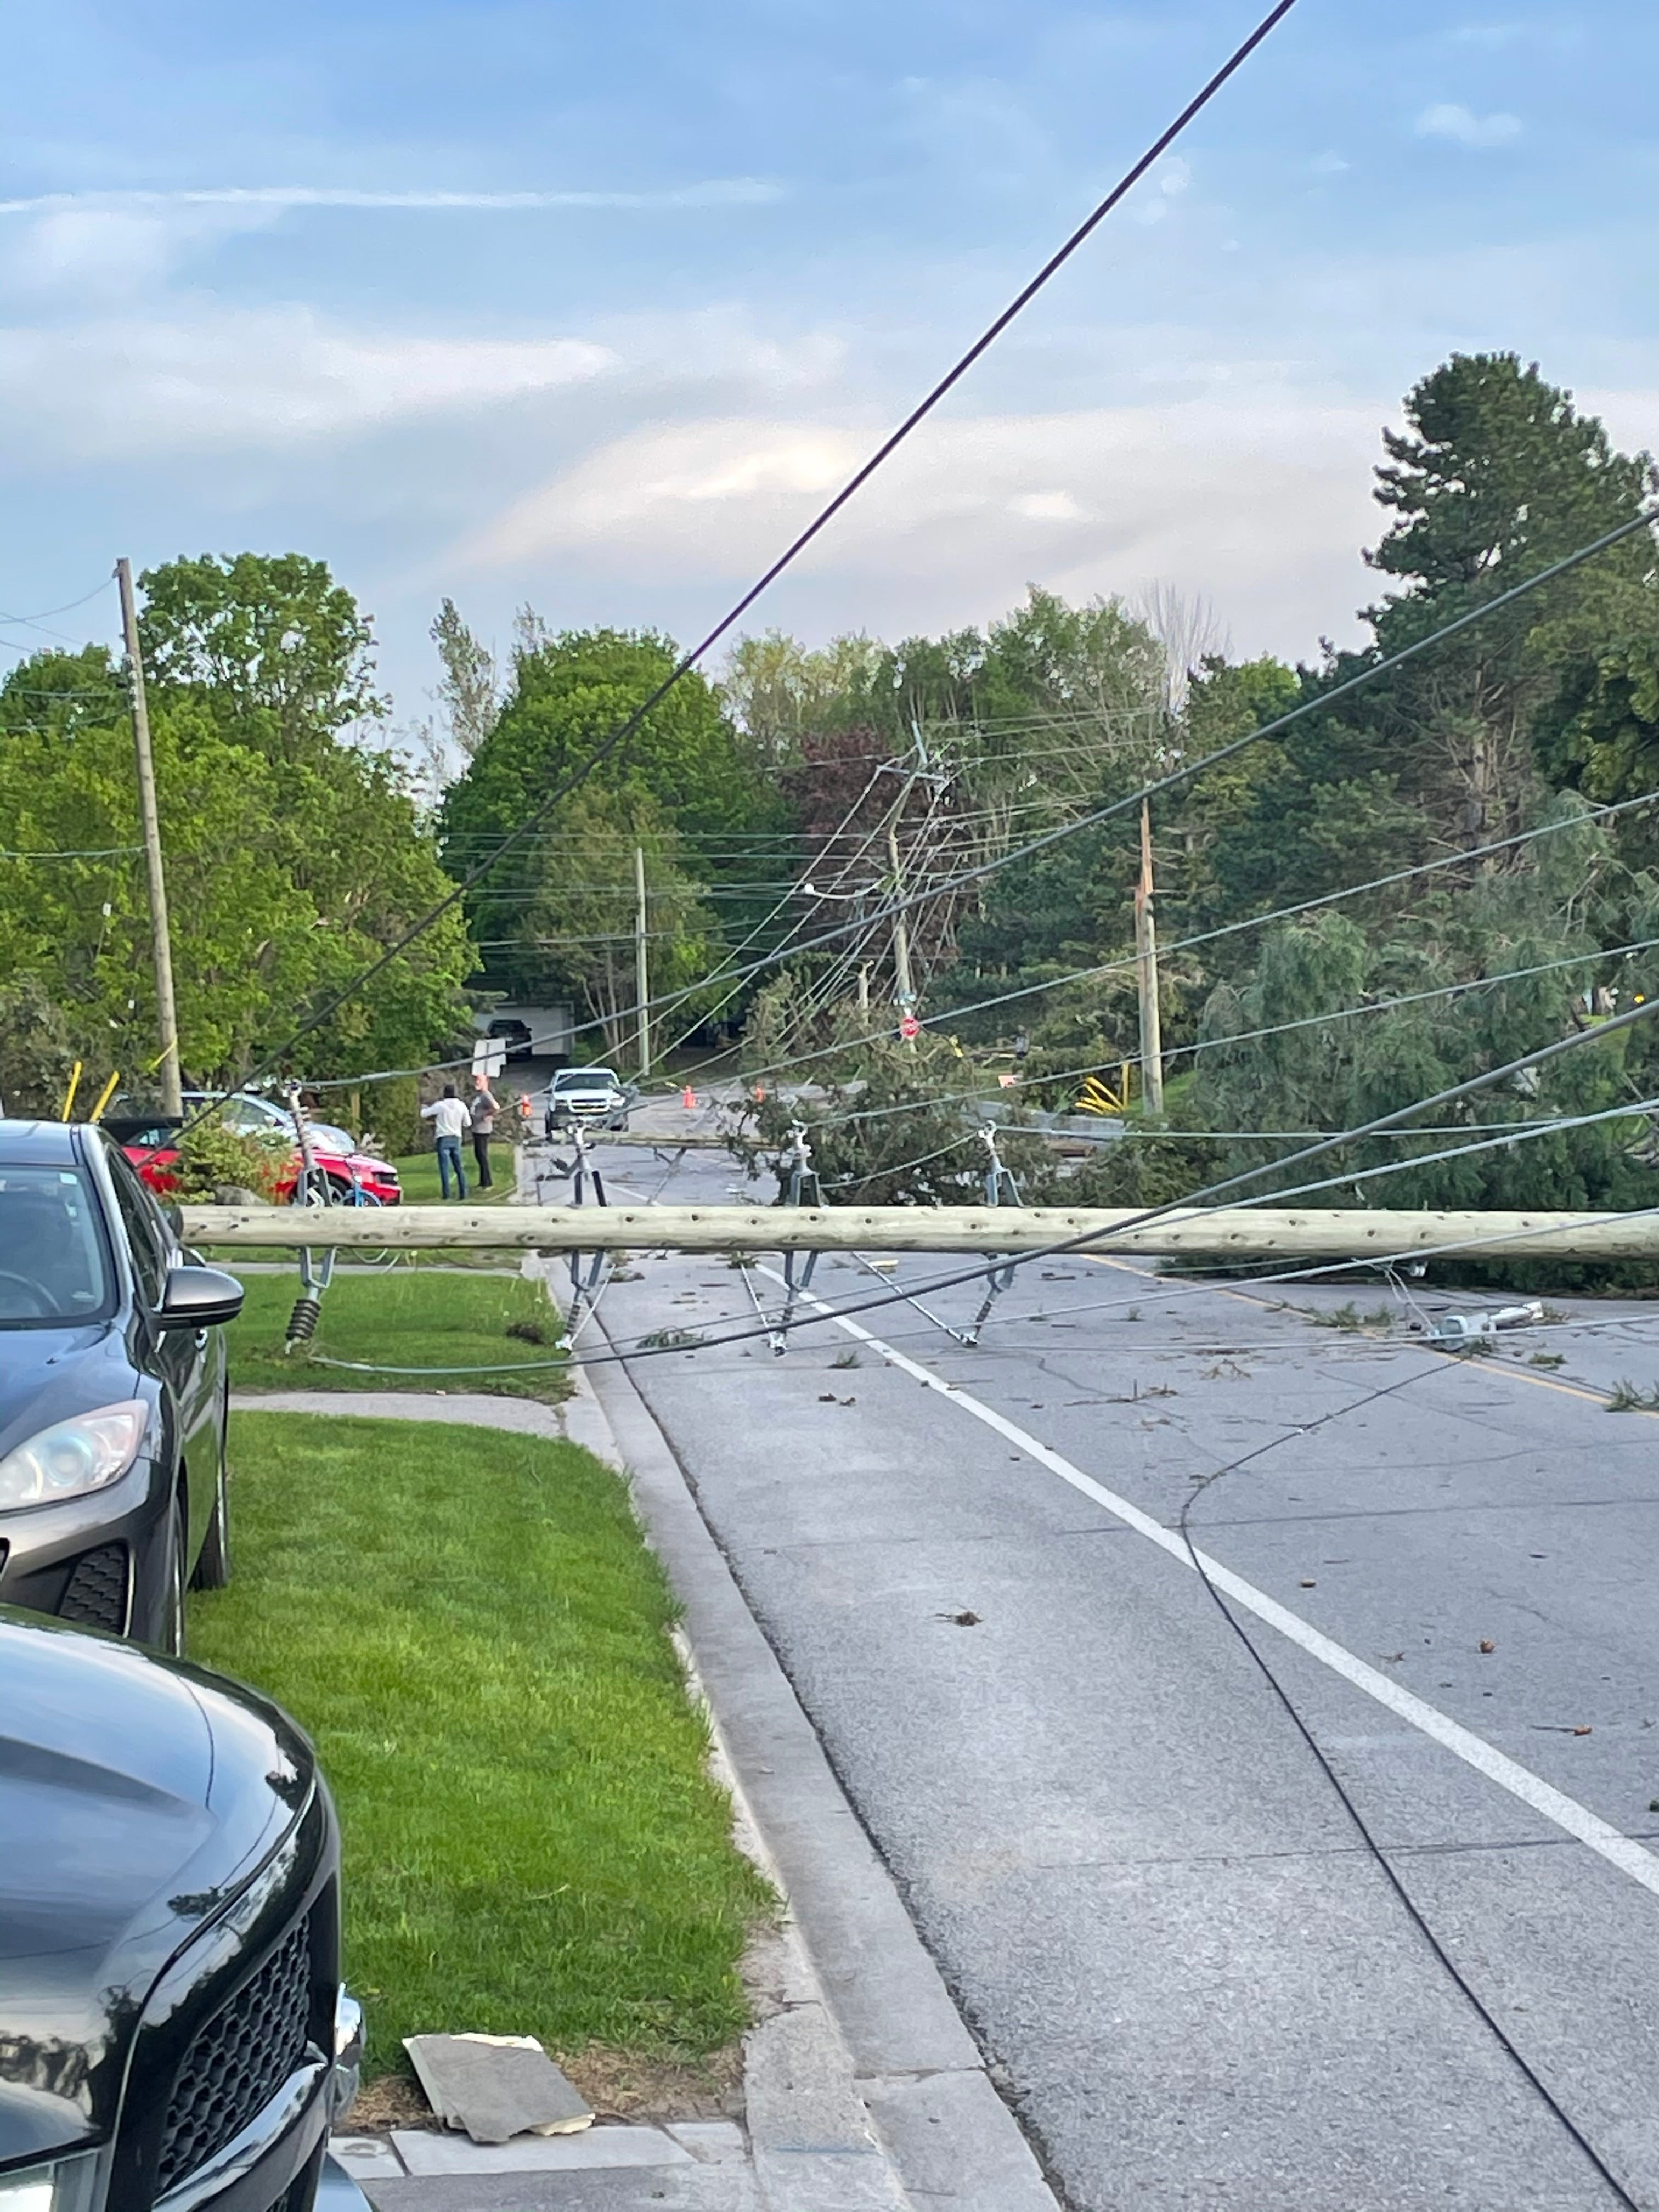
left=0, top=1400, right=148, bottom=1508
left=0, top=2155, right=97, bottom=2211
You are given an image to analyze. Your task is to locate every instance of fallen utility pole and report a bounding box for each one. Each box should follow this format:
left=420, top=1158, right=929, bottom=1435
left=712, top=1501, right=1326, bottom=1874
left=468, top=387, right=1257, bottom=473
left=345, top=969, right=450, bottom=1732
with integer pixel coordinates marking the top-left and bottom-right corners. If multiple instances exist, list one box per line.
left=180, top=1201, right=1659, bottom=1261
left=116, top=557, right=183, bottom=1118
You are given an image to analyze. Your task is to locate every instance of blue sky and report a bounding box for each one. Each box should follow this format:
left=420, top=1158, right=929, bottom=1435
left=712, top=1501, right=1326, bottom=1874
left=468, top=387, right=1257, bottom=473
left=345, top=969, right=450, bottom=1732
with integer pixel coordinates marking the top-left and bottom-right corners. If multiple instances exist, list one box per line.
left=4, top=1, right=1658, bottom=744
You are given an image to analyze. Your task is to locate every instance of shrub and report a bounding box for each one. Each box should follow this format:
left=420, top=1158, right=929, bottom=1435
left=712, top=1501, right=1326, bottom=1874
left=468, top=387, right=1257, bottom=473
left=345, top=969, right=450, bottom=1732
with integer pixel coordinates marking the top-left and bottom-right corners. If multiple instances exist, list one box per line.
left=170, top=1120, right=287, bottom=1202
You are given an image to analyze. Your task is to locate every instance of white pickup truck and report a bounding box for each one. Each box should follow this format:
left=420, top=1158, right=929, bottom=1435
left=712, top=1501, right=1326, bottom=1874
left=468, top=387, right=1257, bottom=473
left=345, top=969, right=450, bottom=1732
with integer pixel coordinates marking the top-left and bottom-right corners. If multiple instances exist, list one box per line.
left=542, top=1066, right=633, bottom=1133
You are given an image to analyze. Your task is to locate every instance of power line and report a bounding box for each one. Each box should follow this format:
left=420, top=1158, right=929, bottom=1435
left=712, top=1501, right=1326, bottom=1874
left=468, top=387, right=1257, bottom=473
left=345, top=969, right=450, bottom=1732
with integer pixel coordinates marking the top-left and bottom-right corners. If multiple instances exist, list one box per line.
left=309, top=785, right=1658, bottom=1103
left=549, top=998, right=1659, bottom=1366
left=1171, top=1376, right=1641, bottom=2207
left=568, top=1091, right=1659, bottom=1374
left=467, top=507, right=1659, bottom=1093
left=173, top=1, right=1299, bottom=1138
left=569, top=1166, right=1659, bottom=1368
left=804, top=933, right=1659, bottom=1132
left=0, top=578, right=116, bottom=625
left=715, top=792, right=1659, bottom=1099
left=0, top=843, right=144, bottom=860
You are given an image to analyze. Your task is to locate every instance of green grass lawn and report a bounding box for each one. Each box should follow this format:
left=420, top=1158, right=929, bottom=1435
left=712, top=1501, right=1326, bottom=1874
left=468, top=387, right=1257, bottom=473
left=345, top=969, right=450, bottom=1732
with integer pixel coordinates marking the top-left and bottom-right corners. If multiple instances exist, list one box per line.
left=190, top=1412, right=772, bottom=2075
left=391, top=1147, right=519, bottom=1205
left=228, top=1269, right=570, bottom=1401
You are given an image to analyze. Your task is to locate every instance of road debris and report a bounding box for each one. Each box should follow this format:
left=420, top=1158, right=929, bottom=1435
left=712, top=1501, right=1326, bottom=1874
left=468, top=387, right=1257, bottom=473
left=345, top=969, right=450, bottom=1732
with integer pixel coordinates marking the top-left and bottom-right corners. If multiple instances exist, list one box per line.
left=404, top=2033, right=594, bottom=2145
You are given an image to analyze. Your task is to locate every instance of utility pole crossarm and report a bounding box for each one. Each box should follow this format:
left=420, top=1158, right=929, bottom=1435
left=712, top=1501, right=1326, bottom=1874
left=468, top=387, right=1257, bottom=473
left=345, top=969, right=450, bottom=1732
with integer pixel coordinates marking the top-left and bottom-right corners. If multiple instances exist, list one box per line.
left=888, top=817, right=916, bottom=1043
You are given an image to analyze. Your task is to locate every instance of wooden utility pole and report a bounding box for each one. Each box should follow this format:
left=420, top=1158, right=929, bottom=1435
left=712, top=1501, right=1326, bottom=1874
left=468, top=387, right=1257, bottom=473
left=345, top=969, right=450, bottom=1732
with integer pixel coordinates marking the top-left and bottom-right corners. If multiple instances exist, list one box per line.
left=887, top=820, right=915, bottom=1041
left=116, top=558, right=183, bottom=1116
left=1134, top=798, right=1164, bottom=1116
left=634, top=844, right=651, bottom=1081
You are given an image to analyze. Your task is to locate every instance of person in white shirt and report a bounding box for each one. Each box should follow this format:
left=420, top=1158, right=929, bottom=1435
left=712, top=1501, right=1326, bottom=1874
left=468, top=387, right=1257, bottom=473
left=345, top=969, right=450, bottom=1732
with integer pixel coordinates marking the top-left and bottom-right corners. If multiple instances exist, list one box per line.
left=420, top=1084, right=471, bottom=1199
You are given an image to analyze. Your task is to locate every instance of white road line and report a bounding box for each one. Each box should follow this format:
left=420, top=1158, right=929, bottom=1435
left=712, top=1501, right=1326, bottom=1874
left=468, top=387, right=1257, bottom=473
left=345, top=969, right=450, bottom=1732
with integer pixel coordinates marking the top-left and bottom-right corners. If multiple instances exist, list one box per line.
left=755, top=1264, right=1659, bottom=1903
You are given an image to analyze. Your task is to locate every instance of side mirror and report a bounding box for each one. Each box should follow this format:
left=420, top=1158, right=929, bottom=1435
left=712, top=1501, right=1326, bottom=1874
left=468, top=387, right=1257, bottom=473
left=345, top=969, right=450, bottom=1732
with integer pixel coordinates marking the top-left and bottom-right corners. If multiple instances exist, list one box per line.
left=157, top=1263, right=246, bottom=1330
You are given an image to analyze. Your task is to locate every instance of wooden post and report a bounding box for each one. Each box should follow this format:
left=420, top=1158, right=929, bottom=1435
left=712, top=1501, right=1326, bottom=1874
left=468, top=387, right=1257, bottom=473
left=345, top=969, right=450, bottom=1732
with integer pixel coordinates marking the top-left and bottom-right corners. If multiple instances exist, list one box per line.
left=1135, top=798, right=1164, bottom=1116
left=117, top=557, right=183, bottom=1116
left=634, top=844, right=651, bottom=1081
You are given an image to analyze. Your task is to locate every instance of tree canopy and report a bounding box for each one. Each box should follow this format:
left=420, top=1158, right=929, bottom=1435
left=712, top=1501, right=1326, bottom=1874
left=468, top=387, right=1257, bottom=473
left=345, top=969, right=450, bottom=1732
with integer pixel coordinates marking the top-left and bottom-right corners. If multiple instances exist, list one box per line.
left=0, top=553, right=473, bottom=1098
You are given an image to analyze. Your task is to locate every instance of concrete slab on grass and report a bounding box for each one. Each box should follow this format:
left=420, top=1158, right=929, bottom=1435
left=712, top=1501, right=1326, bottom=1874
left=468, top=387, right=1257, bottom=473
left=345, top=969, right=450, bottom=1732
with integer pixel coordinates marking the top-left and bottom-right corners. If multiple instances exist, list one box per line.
left=403, top=2033, right=591, bottom=2146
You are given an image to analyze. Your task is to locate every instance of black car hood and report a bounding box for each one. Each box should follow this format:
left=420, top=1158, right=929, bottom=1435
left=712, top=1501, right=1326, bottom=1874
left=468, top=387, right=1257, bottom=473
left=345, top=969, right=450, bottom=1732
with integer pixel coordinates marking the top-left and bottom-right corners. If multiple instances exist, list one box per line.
left=0, top=1612, right=314, bottom=2160
left=0, top=1322, right=142, bottom=1460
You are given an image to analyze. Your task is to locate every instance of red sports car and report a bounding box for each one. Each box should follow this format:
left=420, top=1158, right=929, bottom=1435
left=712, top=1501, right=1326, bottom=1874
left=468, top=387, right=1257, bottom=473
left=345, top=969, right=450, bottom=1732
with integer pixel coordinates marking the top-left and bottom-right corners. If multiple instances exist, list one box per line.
left=119, top=1091, right=402, bottom=1206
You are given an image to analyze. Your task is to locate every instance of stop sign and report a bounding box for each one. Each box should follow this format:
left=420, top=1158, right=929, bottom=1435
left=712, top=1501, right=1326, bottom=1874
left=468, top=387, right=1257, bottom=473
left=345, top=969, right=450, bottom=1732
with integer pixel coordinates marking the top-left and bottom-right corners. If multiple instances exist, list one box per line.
left=899, top=1013, right=921, bottom=1040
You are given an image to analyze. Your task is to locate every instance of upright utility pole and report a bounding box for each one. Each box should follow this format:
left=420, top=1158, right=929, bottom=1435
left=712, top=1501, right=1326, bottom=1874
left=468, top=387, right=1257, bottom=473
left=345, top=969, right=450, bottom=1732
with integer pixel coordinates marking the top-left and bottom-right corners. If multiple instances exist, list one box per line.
left=887, top=820, right=915, bottom=1042
left=116, top=558, right=183, bottom=1116
left=1134, top=797, right=1164, bottom=1116
left=633, top=843, right=650, bottom=1081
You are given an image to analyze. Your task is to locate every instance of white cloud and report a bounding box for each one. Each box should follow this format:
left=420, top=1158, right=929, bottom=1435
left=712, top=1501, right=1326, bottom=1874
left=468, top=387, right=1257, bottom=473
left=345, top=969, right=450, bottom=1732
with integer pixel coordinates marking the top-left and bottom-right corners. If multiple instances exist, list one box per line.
left=3, top=203, right=284, bottom=302
left=0, top=304, right=617, bottom=453
left=1158, top=157, right=1192, bottom=197
left=1011, top=490, right=1086, bottom=522
left=1415, top=103, right=1522, bottom=149
left=589, top=306, right=846, bottom=397
left=453, top=399, right=1385, bottom=663
left=0, top=179, right=784, bottom=217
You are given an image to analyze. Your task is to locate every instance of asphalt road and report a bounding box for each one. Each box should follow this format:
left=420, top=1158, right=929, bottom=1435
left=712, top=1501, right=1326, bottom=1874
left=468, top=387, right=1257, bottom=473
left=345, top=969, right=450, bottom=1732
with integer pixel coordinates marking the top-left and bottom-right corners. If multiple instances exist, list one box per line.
left=549, top=1119, right=1659, bottom=2212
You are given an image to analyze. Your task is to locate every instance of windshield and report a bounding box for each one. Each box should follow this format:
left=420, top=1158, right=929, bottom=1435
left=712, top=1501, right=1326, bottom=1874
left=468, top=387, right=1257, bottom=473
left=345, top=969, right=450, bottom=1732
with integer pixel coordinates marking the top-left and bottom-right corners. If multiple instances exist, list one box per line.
left=307, top=1124, right=358, bottom=1154
left=555, top=1070, right=618, bottom=1090
left=0, top=1165, right=114, bottom=1327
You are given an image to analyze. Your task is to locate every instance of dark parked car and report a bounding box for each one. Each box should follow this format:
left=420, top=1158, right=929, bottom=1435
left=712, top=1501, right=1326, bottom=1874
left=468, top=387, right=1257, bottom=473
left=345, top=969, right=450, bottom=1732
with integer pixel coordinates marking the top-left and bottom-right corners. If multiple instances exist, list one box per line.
left=487, top=1017, right=534, bottom=1060
left=0, top=1118, right=245, bottom=1652
left=0, top=1605, right=365, bottom=2209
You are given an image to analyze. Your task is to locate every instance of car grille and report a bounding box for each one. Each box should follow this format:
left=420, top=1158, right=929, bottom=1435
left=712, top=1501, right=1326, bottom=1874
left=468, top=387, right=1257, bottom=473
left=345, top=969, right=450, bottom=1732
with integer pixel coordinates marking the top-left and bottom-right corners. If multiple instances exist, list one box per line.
left=155, top=1912, right=313, bottom=2196
left=58, top=1543, right=129, bottom=1633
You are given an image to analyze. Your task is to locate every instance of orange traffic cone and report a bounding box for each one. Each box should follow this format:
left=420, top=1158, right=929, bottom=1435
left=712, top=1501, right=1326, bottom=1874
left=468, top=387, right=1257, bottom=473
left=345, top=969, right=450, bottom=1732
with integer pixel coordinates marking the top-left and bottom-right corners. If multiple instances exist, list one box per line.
left=754, top=1084, right=766, bottom=1103
left=682, top=1084, right=696, bottom=1110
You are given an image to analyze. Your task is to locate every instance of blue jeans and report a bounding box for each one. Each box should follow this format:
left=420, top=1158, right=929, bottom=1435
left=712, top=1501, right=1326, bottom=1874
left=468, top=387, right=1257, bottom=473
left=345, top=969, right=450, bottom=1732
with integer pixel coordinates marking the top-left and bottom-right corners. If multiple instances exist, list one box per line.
left=435, top=1133, right=467, bottom=1199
